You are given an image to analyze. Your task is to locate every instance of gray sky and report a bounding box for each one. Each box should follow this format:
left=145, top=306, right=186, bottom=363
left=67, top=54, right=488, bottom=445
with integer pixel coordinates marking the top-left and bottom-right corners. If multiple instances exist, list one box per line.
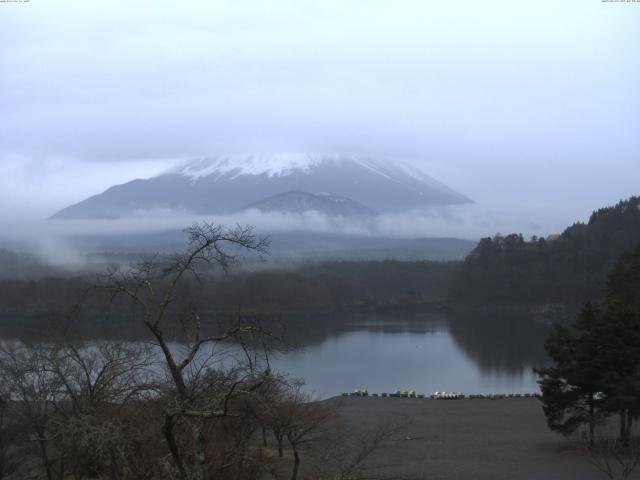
left=0, top=0, right=639, bottom=228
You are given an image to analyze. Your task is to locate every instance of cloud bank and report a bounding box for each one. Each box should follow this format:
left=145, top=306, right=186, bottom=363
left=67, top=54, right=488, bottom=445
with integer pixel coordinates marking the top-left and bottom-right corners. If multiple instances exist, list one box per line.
left=0, top=0, right=638, bottom=224
left=0, top=202, right=580, bottom=268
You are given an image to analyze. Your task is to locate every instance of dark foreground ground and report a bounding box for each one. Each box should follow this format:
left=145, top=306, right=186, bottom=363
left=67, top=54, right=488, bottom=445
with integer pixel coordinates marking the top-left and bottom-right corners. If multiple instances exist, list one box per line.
left=332, top=396, right=634, bottom=480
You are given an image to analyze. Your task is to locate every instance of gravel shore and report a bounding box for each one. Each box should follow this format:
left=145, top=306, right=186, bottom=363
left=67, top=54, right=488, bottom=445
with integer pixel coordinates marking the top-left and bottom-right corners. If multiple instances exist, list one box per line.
left=333, top=396, right=628, bottom=480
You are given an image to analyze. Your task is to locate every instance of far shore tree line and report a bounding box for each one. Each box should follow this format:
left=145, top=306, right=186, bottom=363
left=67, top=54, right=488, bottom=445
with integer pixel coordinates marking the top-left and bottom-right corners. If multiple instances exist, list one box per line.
left=0, top=260, right=453, bottom=322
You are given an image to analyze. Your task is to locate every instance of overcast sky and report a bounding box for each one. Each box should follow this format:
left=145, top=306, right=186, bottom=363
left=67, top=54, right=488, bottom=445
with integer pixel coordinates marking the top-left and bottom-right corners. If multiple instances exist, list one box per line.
left=0, top=0, right=639, bottom=227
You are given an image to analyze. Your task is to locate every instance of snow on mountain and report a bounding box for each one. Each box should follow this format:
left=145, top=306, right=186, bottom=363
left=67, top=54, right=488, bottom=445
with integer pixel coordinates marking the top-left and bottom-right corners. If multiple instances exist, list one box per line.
left=168, top=153, right=446, bottom=188
left=170, top=153, right=325, bottom=179
left=51, top=153, right=472, bottom=219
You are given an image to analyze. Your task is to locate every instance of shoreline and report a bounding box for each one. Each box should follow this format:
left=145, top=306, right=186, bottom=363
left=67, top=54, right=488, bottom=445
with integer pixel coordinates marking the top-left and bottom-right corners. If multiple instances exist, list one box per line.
left=341, top=390, right=541, bottom=399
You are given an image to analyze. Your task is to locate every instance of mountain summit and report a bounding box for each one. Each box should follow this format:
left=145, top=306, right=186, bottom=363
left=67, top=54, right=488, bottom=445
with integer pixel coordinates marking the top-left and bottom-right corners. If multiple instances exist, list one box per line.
left=51, top=153, right=471, bottom=219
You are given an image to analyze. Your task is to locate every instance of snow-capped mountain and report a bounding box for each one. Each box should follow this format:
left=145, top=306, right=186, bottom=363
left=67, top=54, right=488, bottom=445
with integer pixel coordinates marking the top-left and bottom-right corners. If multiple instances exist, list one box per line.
left=51, top=153, right=471, bottom=219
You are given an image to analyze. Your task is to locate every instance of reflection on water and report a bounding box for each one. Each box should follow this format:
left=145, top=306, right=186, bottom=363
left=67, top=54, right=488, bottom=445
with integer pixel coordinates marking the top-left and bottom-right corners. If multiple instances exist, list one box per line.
left=271, top=310, right=550, bottom=397
left=450, top=309, right=550, bottom=375
left=0, top=309, right=552, bottom=399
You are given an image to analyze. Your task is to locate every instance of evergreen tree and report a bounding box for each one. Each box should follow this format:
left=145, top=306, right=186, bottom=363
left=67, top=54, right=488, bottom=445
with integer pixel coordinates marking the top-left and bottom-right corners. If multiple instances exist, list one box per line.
left=607, top=244, right=640, bottom=309
left=536, top=303, right=605, bottom=445
left=595, top=302, right=640, bottom=444
left=537, top=244, right=640, bottom=444
left=601, top=245, right=640, bottom=443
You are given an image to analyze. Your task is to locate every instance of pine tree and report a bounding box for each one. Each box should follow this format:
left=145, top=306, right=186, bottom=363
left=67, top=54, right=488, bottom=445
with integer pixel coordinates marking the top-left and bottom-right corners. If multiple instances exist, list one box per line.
left=536, top=304, right=606, bottom=445
left=594, top=301, right=640, bottom=444
left=537, top=244, right=640, bottom=444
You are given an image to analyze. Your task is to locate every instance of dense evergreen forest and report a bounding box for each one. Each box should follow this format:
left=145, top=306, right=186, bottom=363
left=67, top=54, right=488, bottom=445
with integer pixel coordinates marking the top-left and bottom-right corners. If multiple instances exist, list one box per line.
left=452, top=196, right=640, bottom=304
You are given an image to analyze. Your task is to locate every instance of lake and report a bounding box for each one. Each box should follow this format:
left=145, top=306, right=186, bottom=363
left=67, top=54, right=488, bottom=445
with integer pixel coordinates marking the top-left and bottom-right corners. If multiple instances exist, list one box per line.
left=0, top=308, right=552, bottom=399
left=269, top=310, right=550, bottom=397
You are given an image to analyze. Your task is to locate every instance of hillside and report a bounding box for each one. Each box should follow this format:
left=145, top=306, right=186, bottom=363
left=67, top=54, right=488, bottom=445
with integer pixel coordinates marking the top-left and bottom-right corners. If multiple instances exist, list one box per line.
left=452, top=196, right=640, bottom=304
left=242, top=190, right=378, bottom=218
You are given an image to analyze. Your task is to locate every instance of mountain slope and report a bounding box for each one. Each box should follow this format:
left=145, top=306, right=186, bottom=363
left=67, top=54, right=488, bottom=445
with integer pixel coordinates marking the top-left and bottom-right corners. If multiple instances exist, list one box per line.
left=242, top=190, right=378, bottom=218
left=51, top=153, right=471, bottom=219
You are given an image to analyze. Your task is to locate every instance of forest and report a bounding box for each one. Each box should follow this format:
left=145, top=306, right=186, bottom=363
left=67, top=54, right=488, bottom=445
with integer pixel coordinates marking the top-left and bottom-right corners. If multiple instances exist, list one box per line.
left=451, top=196, right=640, bottom=305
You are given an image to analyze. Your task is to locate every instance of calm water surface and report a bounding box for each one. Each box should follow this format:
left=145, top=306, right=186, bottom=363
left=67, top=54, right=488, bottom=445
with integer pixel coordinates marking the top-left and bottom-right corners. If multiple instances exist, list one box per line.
left=0, top=310, right=550, bottom=399
left=270, top=311, right=549, bottom=397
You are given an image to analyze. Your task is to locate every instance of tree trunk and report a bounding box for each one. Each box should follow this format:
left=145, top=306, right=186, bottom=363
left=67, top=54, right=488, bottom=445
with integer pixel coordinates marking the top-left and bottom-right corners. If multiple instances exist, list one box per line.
left=262, top=426, right=268, bottom=447
left=620, top=410, right=628, bottom=444
left=38, top=433, right=53, bottom=480
left=589, top=395, right=595, bottom=447
left=163, top=415, right=189, bottom=480
left=277, top=435, right=284, bottom=457
left=192, top=422, right=206, bottom=480
left=627, top=409, right=633, bottom=442
left=290, top=446, right=300, bottom=480
left=56, top=457, right=64, bottom=480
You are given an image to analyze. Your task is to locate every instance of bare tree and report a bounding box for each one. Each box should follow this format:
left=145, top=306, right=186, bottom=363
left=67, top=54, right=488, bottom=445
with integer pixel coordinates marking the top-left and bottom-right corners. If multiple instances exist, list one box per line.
left=255, top=380, right=338, bottom=480
left=0, top=341, right=66, bottom=480
left=0, top=338, right=163, bottom=480
left=47, top=340, right=156, bottom=414
left=283, top=390, right=335, bottom=480
left=258, top=375, right=293, bottom=458
left=583, top=437, right=640, bottom=480
left=46, top=340, right=158, bottom=480
left=0, top=390, right=19, bottom=479
left=100, top=222, right=273, bottom=480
